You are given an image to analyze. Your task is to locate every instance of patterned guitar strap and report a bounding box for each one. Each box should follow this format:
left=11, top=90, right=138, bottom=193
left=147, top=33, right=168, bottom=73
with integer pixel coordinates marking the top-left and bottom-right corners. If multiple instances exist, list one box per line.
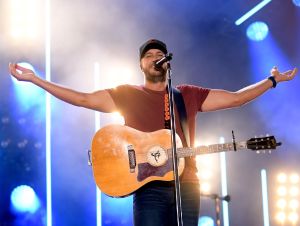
left=164, top=87, right=190, bottom=147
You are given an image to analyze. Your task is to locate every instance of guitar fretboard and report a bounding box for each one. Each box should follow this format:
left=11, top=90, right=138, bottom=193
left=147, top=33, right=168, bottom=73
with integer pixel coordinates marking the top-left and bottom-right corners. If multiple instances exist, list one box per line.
left=167, top=141, right=247, bottom=158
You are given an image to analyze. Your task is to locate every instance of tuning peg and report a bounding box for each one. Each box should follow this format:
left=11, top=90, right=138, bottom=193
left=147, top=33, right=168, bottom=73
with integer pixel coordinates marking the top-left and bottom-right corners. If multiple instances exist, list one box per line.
left=256, top=150, right=260, bottom=154
left=266, top=133, right=270, bottom=137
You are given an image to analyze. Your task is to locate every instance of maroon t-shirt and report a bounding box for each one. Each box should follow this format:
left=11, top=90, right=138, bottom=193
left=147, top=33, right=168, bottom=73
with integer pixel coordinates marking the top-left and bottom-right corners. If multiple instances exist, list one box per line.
left=107, top=84, right=210, bottom=182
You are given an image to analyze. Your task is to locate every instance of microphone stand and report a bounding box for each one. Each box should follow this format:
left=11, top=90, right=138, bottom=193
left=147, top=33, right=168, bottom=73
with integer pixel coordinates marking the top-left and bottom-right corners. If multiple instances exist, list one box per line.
left=201, top=193, right=231, bottom=226
left=166, top=60, right=183, bottom=226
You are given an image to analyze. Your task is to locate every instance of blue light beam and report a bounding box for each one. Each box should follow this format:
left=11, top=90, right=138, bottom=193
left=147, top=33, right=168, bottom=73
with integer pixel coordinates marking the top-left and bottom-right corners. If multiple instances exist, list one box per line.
left=235, top=0, right=272, bottom=26
left=293, top=0, right=300, bottom=7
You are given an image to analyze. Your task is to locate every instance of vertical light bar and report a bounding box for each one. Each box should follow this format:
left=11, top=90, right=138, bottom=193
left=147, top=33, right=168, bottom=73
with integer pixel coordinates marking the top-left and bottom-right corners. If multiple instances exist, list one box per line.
left=261, top=169, right=270, bottom=226
left=94, top=62, right=102, bottom=226
left=219, top=137, right=229, bottom=226
left=235, top=0, right=272, bottom=26
left=45, top=0, right=52, bottom=225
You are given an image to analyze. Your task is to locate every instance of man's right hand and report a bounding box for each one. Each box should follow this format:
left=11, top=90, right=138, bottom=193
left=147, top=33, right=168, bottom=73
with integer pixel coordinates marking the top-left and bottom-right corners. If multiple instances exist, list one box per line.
left=9, top=63, right=36, bottom=82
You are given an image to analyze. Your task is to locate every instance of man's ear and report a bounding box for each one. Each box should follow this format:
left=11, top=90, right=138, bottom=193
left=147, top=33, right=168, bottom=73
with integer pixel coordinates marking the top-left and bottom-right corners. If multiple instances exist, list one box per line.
left=140, top=62, right=143, bottom=72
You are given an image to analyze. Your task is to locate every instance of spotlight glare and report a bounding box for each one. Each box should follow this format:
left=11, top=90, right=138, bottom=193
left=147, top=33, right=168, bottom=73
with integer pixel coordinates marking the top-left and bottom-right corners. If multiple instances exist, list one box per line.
left=277, top=186, right=287, bottom=196
left=246, top=21, right=269, bottom=42
left=10, top=0, right=39, bottom=41
left=10, top=185, right=40, bottom=213
left=289, top=200, right=299, bottom=209
left=198, top=216, right=214, bottom=226
left=277, top=173, right=287, bottom=183
left=290, top=173, right=299, bottom=184
left=200, top=182, right=211, bottom=194
left=288, top=212, right=298, bottom=223
left=111, top=112, right=125, bottom=125
left=277, top=199, right=287, bottom=209
left=196, top=155, right=213, bottom=167
left=197, top=170, right=212, bottom=180
left=293, top=0, right=300, bottom=7
left=289, top=186, right=299, bottom=197
left=105, top=67, right=134, bottom=88
left=276, top=211, right=286, bottom=223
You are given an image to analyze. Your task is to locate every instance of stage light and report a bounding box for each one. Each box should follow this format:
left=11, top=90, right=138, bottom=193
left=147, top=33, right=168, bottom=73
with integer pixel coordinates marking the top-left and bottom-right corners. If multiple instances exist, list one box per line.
left=277, top=186, right=287, bottom=196
left=289, top=199, right=299, bottom=209
left=275, top=211, right=286, bottom=223
left=275, top=172, right=300, bottom=224
left=246, top=21, right=269, bottom=42
left=277, top=173, right=287, bottom=183
left=235, top=0, right=272, bottom=25
left=277, top=199, right=287, bottom=209
left=198, top=216, right=214, bottom=226
left=290, top=173, right=299, bottom=184
left=261, top=169, right=270, bottom=226
left=293, top=0, right=300, bottom=7
left=288, top=212, right=298, bottom=224
left=10, top=185, right=40, bottom=213
left=289, top=186, right=299, bottom=196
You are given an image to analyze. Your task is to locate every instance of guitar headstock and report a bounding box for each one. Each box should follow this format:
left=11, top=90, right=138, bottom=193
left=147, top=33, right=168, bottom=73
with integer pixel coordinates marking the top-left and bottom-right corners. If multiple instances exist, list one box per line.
left=247, top=136, right=281, bottom=152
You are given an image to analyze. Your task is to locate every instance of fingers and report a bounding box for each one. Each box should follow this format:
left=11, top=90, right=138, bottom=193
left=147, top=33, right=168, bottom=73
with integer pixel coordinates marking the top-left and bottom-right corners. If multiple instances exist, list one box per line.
left=268, top=66, right=298, bottom=84
left=15, top=64, right=28, bottom=71
left=290, top=67, right=298, bottom=78
left=9, top=63, right=18, bottom=75
left=282, top=70, right=293, bottom=75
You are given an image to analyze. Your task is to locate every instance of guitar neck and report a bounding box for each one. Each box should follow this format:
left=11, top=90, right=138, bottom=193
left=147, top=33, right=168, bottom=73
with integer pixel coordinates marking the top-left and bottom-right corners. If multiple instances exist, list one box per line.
left=168, top=141, right=248, bottom=158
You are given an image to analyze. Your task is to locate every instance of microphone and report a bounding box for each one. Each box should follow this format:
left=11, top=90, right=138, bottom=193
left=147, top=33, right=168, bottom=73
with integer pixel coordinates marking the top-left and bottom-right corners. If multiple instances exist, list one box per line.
left=201, top=193, right=231, bottom=202
left=221, top=195, right=231, bottom=202
left=154, top=53, right=173, bottom=69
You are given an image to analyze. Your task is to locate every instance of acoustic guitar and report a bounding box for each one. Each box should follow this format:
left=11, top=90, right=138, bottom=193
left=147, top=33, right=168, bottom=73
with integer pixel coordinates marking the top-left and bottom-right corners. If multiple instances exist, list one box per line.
left=90, top=124, right=280, bottom=197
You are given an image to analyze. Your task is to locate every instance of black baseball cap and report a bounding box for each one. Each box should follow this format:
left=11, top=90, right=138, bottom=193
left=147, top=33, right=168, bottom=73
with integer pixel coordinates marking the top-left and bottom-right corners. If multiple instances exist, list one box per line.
left=139, top=39, right=168, bottom=59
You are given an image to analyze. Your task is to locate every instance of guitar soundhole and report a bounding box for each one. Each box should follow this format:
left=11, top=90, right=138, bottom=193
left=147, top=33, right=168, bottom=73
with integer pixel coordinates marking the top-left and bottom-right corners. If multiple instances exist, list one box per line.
left=147, top=146, right=168, bottom=167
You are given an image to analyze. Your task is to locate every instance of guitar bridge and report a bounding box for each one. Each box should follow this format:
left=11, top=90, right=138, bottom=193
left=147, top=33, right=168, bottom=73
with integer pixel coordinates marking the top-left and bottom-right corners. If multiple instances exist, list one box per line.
left=127, top=145, right=136, bottom=173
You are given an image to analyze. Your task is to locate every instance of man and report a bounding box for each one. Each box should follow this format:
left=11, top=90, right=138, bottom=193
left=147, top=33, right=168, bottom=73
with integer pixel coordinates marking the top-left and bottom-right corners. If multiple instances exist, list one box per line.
left=9, top=39, right=298, bottom=226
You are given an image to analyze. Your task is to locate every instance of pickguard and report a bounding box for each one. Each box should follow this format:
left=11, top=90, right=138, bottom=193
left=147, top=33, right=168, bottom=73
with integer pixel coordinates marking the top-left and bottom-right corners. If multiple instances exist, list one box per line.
left=137, top=159, right=173, bottom=181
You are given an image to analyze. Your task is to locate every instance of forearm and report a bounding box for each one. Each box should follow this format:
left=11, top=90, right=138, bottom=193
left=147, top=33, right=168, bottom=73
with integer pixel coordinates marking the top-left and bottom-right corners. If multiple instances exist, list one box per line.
left=235, top=78, right=273, bottom=106
left=31, top=75, right=89, bottom=107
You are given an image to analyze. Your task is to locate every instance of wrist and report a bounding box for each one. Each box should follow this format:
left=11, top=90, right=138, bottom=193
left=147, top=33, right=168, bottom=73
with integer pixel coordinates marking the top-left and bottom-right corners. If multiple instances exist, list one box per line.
left=31, top=74, right=40, bottom=84
left=268, top=76, right=277, bottom=88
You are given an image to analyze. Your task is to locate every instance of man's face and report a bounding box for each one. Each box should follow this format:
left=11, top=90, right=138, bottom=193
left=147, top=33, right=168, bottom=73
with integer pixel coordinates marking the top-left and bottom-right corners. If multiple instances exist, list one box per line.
left=140, top=49, right=167, bottom=83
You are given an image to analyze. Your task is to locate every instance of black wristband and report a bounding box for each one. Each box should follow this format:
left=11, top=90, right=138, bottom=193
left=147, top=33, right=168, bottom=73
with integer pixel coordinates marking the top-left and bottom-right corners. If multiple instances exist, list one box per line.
left=268, top=76, right=277, bottom=88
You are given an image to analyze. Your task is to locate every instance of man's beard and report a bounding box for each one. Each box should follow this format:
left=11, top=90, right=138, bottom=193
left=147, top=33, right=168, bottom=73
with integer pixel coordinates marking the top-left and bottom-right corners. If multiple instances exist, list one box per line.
left=144, top=71, right=167, bottom=83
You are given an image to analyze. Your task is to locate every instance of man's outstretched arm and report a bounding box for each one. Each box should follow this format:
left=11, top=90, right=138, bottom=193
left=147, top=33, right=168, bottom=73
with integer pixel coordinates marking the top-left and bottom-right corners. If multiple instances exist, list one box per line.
left=9, top=63, right=117, bottom=113
left=202, top=66, right=298, bottom=112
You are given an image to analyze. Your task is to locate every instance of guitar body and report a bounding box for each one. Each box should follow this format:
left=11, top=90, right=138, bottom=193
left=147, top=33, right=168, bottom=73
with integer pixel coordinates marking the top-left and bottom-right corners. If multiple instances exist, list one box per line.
left=91, top=124, right=184, bottom=197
